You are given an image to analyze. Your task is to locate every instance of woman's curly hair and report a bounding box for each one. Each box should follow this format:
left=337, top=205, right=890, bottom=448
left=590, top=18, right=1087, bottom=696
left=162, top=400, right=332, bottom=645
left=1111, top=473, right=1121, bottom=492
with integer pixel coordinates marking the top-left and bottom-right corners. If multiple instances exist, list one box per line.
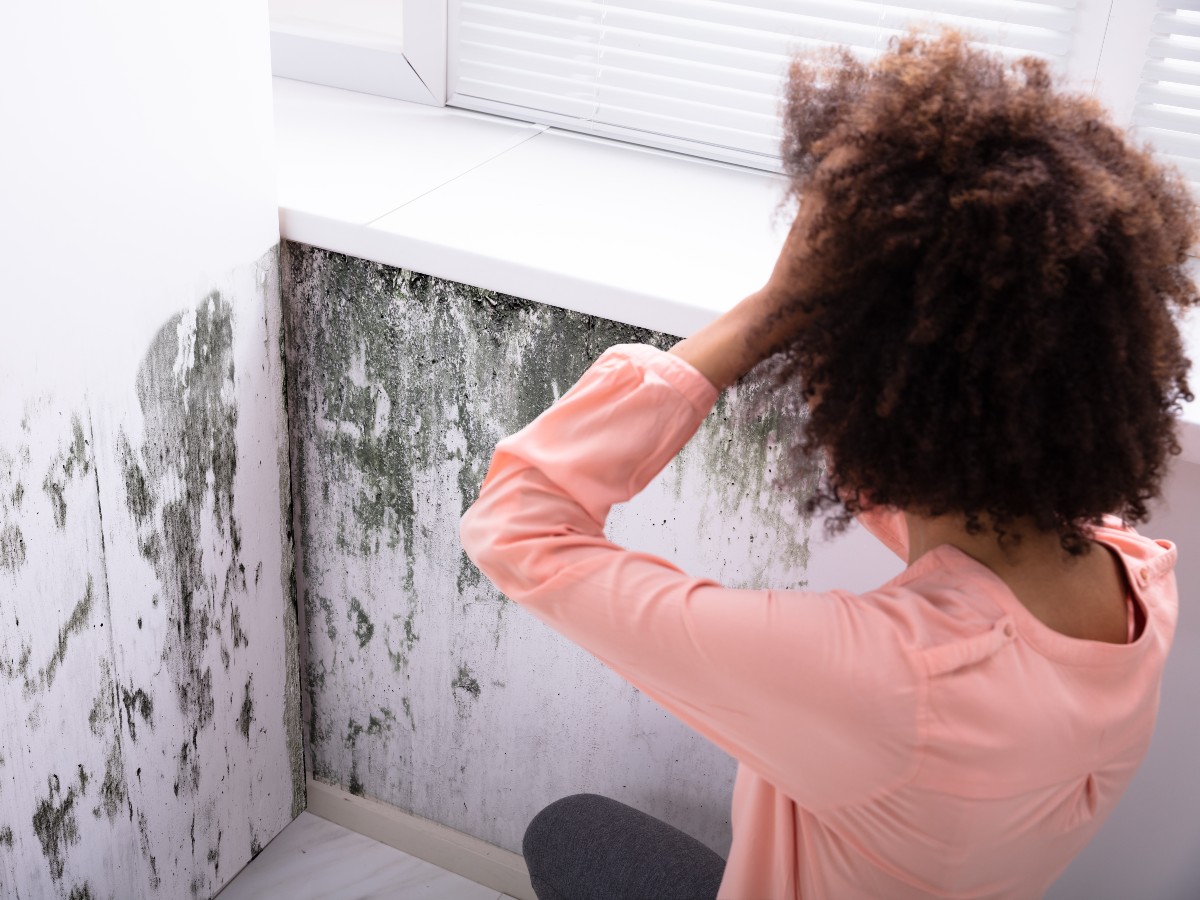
left=769, top=27, right=1199, bottom=555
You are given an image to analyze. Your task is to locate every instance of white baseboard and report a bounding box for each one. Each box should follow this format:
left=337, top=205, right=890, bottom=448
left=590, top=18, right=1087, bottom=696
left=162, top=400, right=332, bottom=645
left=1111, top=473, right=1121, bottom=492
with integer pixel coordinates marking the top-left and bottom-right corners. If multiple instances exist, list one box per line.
left=305, top=778, right=535, bottom=900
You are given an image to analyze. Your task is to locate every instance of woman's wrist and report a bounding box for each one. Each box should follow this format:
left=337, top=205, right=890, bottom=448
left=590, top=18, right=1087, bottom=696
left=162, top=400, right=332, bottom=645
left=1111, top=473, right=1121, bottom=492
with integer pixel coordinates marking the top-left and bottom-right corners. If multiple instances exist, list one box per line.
left=667, top=292, right=773, bottom=391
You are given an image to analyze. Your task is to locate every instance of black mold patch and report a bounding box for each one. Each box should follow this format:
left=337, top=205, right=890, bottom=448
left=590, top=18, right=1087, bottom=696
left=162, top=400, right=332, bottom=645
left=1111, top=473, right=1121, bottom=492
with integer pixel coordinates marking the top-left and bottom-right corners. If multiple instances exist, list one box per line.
left=32, top=774, right=79, bottom=881
left=96, top=741, right=126, bottom=822
left=451, top=664, right=482, bottom=718
left=137, top=811, right=162, bottom=891
left=206, top=827, right=222, bottom=878
left=43, top=576, right=95, bottom=689
left=87, top=661, right=116, bottom=738
left=125, top=291, right=242, bottom=801
left=0, top=522, right=25, bottom=572
left=452, top=665, right=482, bottom=698
left=119, top=684, right=154, bottom=742
left=0, top=825, right=13, bottom=847
left=67, top=884, right=94, bottom=900
left=237, top=675, right=253, bottom=741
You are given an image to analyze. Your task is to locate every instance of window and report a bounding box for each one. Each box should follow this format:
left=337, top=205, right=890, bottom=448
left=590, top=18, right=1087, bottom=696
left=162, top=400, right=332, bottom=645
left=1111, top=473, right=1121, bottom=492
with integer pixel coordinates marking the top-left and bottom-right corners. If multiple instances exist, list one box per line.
left=269, top=0, right=1196, bottom=184
left=447, top=0, right=1106, bottom=172
left=1123, top=2, right=1200, bottom=195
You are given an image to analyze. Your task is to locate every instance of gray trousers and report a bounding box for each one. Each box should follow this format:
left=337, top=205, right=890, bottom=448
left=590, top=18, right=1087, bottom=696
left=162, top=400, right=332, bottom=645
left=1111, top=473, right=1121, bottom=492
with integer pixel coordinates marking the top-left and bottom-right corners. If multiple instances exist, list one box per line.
left=522, top=794, right=727, bottom=900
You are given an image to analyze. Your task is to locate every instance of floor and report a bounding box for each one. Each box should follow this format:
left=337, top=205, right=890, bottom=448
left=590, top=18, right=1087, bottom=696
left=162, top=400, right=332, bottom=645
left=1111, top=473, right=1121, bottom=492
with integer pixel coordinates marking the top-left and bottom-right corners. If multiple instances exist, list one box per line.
left=216, top=812, right=518, bottom=900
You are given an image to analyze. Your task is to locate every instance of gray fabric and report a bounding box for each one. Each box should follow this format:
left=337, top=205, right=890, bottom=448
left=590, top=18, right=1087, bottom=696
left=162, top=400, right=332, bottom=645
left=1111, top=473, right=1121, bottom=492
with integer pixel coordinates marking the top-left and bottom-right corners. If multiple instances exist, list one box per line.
left=522, top=793, right=727, bottom=900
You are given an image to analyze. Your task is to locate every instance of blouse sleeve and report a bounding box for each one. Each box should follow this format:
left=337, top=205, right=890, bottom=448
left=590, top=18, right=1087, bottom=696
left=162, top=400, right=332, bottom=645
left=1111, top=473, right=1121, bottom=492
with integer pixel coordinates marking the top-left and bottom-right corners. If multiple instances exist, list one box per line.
left=460, top=344, right=923, bottom=811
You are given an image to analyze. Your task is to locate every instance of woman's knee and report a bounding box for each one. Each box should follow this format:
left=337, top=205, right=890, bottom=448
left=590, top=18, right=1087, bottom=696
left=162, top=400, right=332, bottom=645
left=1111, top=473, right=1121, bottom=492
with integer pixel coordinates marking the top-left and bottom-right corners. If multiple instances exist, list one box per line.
left=523, top=793, right=610, bottom=866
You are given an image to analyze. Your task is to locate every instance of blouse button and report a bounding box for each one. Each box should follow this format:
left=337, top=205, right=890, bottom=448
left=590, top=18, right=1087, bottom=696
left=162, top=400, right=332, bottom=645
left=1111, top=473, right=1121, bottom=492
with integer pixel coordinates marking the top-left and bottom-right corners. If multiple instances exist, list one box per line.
left=1139, top=566, right=1151, bottom=585
left=1003, top=623, right=1014, bottom=638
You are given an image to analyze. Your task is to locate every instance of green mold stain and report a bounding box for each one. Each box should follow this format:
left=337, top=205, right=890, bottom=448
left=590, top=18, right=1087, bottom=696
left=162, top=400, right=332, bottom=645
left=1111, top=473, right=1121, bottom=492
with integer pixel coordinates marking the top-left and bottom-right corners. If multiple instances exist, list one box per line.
left=285, top=244, right=820, bottom=782
left=43, top=576, right=95, bottom=689
left=384, top=608, right=419, bottom=672
left=401, top=697, right=415, bottom=731
left=41, top=415, right=90, bottom=530
left=311, top=593, right=337, bottom=642
left=0, top=445, right=29, bottom=571
left=348, top=597, right=374, bottom=647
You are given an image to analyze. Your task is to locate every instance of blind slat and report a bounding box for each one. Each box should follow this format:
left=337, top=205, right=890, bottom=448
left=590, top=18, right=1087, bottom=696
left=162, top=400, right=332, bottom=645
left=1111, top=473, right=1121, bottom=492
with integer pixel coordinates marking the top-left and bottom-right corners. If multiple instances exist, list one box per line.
left=452, top=0, right=1081, bottom=170
left=1135, top=9, right=1200, bottom=195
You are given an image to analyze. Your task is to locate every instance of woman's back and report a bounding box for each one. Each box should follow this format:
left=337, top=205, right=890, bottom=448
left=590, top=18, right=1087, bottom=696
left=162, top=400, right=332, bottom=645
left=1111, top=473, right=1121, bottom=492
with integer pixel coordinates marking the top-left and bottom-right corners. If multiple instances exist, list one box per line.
left=725, top=511, right=1176, bottom=899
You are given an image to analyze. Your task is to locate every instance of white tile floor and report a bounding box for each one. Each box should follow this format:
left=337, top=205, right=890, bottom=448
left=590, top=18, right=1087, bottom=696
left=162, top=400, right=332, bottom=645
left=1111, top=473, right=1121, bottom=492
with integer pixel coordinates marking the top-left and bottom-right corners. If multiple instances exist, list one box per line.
left=216, top=812, right=518, bottom=900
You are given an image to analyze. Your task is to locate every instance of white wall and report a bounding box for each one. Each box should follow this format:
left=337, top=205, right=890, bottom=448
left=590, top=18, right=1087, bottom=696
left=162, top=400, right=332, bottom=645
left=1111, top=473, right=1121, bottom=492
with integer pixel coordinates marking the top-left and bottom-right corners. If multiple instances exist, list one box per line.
left=1050, top=458, right=1200, bottom=900
left=0, top=3, right=298, bottom=897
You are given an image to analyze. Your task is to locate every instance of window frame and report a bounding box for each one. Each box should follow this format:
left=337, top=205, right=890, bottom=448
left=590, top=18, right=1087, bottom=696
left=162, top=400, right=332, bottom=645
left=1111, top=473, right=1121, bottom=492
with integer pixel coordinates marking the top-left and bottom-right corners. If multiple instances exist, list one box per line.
left=269, top=0, right=447, bottom=105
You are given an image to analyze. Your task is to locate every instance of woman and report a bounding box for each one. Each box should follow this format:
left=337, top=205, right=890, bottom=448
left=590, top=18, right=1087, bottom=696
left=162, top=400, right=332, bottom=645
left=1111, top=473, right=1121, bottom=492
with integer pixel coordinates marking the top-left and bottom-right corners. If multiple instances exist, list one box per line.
left=460, top=28, right=1197, bottom=899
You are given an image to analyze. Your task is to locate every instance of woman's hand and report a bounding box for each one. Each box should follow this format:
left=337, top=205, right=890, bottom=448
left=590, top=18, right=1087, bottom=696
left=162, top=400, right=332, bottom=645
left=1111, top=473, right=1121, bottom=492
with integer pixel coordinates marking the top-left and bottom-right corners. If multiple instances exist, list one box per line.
left=668, top=206, right=816, bottom=391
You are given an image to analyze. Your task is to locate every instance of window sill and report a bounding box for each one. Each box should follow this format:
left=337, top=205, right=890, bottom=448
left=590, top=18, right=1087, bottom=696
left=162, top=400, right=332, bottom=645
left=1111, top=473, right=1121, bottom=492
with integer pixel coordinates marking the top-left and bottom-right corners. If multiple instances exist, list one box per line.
left=271, top=76, right=1200, bottom=466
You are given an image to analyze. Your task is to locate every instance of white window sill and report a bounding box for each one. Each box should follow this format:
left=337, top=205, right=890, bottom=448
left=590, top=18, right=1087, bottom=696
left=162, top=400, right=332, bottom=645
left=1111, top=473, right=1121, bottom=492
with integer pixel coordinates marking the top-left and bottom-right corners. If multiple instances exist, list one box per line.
left=271, top=76, right=1200, bottom=466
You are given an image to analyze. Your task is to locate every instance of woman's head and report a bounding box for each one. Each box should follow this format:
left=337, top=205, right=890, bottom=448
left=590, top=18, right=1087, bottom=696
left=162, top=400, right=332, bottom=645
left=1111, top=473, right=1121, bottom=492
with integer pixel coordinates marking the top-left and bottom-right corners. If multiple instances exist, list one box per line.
left=770, top=27, right=1199, bottom=554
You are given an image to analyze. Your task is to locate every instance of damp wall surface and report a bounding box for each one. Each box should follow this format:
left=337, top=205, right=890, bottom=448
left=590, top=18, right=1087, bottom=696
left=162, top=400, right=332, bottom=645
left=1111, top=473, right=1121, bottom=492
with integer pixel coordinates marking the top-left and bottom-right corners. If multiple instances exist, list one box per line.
left=0, top=3, right=301, bottom=898
left=282, top=241, right=828, bottom=856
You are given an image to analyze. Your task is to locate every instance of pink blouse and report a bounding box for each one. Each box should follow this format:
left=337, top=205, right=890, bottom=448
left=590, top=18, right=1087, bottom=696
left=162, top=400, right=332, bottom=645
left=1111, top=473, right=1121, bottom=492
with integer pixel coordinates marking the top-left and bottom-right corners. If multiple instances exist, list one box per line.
left=459, top=344, right=1178, bottom=899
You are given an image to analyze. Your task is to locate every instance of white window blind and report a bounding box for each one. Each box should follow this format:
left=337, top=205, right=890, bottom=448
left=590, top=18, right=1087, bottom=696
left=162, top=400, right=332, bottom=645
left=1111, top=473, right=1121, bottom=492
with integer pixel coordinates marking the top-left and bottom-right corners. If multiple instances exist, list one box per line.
left=1132, top=3, right=1200, bottom=194
left=449, top=0, right=1083, bottom=171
